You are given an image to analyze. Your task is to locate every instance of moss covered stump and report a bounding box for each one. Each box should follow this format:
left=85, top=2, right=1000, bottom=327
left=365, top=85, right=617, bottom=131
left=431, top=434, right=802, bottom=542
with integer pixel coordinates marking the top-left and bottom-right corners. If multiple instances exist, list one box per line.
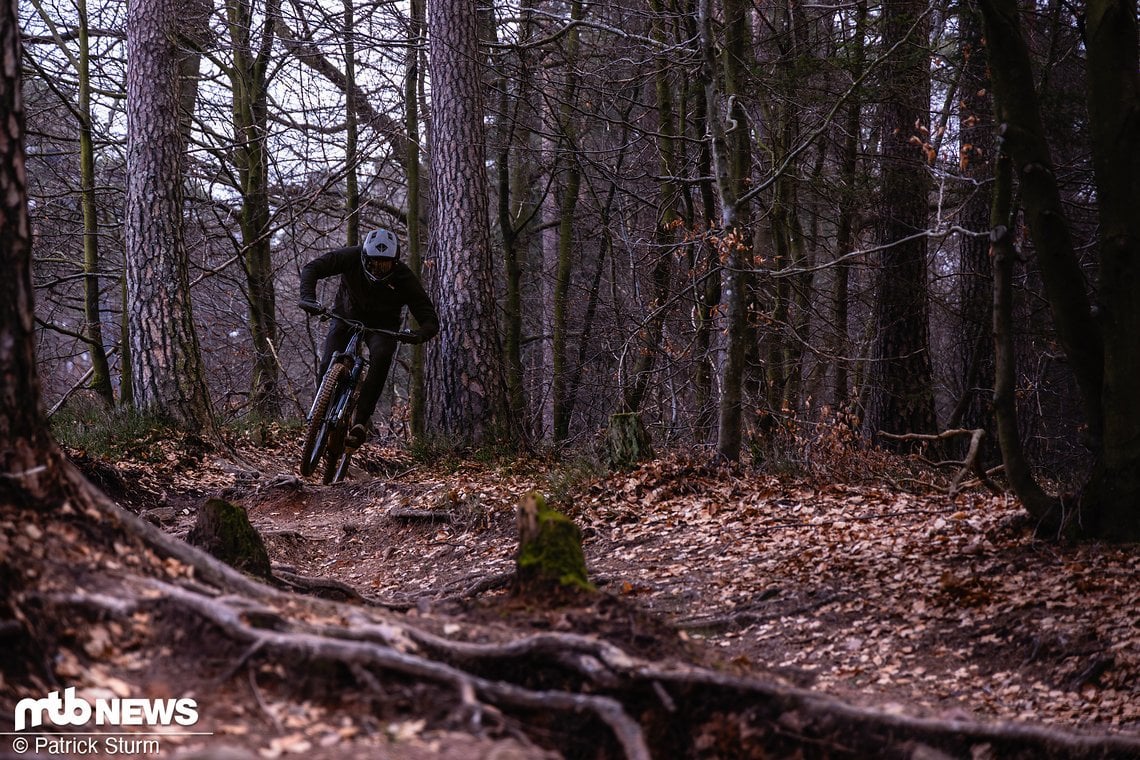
left=603, top=412, right=654, bottom=470
left=187, top=498, right=273, bottom=580
left=514, top=492, right=594, bottom=597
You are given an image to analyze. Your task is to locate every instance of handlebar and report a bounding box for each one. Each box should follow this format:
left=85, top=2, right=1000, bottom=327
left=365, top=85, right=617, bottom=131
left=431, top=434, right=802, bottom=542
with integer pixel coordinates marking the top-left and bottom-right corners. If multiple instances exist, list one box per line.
left=301, top=303, right=413, bottom=341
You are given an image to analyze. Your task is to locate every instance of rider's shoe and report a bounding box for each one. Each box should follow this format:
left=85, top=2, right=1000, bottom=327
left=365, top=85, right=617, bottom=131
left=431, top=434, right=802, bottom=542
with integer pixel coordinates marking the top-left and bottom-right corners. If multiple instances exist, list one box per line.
left=345, top=423, right=367, bottom=451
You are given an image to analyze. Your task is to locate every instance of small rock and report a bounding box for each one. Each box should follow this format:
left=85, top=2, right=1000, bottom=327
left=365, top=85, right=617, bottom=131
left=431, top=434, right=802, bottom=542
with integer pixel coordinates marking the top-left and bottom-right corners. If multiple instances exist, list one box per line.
left=145, top=507, right=178, bottom=525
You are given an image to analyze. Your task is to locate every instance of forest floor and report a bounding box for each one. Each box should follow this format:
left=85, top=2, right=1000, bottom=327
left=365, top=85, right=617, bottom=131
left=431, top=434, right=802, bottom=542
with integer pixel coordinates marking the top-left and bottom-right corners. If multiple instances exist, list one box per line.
left=4, top=425, right=1140, bottom=759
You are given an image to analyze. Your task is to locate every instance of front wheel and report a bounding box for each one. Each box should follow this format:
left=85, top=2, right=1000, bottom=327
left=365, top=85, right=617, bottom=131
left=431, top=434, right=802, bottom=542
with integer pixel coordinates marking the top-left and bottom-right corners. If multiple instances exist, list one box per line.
left=300, top=363, right=347, bottom=477
left=322, top=375, right=365, bottom=484
left=322, top=448, right=351, bottom=485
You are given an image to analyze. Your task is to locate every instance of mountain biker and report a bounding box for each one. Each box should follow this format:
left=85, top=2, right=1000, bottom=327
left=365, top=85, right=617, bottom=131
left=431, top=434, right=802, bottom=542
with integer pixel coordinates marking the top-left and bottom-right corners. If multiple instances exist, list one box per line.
left=298, top=227, right=439, bottom=450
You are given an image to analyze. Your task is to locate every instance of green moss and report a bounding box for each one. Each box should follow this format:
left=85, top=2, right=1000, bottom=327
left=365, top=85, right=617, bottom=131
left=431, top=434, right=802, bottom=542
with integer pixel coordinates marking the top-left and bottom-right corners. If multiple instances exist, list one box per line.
left=187, top=498, right=273, bottom=580
left=516, top=492, right=594, bottom=594
left=603, top=412, right=654, bottom=470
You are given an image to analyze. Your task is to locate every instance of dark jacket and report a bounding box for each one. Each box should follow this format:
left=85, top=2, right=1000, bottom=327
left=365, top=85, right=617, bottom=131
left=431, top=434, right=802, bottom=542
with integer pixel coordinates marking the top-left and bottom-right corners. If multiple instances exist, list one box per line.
left=299, top=247, right=439, bottom=338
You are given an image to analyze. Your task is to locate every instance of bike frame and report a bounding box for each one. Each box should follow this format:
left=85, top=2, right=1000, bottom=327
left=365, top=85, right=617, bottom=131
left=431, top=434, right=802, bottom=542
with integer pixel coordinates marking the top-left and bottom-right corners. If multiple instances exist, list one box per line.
left=321, top=328, right=368, bottom=427
left=300, top=309, right=403, bottom=483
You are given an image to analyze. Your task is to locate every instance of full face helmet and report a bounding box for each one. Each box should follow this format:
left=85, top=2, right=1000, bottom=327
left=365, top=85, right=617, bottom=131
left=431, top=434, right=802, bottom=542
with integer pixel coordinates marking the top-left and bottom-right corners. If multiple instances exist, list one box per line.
left=361, top=228, right=399, bottom=283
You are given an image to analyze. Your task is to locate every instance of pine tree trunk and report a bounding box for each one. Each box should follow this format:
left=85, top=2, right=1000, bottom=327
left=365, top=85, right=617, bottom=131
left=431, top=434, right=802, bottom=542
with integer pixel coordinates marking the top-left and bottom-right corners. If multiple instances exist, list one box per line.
left=1, top=6, right=49, bottom=462
left=124, top=0, right=215, bottom=432
left=865, top=0, right=937, bottom=444
left=424, top=0, right=507, bottom=444
left=947, top=3, right=996, bottom=463
left=1, top=5, right=75, bottom=506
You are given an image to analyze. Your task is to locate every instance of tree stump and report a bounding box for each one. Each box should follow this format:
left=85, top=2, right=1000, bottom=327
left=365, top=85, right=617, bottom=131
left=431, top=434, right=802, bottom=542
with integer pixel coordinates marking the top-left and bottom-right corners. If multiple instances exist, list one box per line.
left=603, top=412, right=654, bottom=470
left=187, top=498, right=273, bottom=580
left=514, top=492, right=594, bottom=596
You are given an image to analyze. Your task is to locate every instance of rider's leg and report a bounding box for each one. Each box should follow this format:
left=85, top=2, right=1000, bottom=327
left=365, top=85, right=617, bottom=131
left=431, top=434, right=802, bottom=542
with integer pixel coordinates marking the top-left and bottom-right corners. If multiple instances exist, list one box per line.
left=353, top=333, right=398, bottom=427
left=317, top=319, right=351, bottom=383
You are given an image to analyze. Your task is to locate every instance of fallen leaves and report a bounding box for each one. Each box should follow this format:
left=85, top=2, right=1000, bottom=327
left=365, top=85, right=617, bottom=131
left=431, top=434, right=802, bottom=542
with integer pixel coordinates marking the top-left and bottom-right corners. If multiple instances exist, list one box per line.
left=53, top=440, right=1140, bottom=738
left=571, top=459, right=1140, bottom=731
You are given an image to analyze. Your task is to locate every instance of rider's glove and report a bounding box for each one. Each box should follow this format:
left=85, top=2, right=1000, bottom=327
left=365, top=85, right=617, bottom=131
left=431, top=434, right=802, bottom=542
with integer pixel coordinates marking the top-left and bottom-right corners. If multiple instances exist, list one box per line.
left=298, top=299, right=323, bottom=316
left=397, top=329, right=424, bottom=345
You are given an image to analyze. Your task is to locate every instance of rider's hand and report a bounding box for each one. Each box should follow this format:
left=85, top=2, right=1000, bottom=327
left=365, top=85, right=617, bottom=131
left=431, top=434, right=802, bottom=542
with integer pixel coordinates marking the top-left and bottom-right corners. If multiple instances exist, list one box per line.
left=298, top=299, right=323, bottom=316
left=397, top=329, right=424, bottom=344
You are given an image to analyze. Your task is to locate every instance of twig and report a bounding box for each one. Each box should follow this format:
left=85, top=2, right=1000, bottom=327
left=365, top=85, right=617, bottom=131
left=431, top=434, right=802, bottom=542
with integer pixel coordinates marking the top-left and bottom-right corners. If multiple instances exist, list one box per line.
left=389, top=508, right=454, bottom=521
left=248, top=665, right=284, bottom=735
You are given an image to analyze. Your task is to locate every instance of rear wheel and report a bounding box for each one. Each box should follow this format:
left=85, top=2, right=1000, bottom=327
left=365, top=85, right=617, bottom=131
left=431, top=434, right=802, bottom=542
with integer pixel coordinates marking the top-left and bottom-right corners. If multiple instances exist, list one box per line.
left=300, top=363, right=346, bottom=477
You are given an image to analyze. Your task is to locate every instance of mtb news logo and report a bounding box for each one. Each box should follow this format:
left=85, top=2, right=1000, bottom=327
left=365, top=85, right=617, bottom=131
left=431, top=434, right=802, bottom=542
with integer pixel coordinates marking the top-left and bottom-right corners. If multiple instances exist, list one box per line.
left=14, top=688, right=199, bottom=732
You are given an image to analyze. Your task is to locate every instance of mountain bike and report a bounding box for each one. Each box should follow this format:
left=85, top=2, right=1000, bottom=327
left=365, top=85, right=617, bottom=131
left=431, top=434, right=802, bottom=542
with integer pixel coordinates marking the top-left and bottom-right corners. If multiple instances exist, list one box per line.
left=299, top=308, right=409, bottom=485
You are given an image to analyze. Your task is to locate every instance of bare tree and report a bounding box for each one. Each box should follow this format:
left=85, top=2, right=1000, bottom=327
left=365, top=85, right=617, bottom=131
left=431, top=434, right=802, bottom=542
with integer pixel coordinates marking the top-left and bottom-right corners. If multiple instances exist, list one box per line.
left=423, top=0, right=507, bottom=444
left=123, top=0, right=216, bottom=432
left=1, top=0, right=80, bottom=507
left=982, top=0, right=1140, bottom=539
left=227, top=0, right=283, bottom=420
left=863, top=0, right=937, bottom=444
left=699, top=0, right=754, bottom=461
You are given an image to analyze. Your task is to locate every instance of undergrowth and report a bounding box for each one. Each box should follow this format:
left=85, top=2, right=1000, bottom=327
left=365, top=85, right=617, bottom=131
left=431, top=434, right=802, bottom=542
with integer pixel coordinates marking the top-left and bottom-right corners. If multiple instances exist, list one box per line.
left=50, top=395, right=176, bottom=460
left=747, top=404, right=919, bottom=485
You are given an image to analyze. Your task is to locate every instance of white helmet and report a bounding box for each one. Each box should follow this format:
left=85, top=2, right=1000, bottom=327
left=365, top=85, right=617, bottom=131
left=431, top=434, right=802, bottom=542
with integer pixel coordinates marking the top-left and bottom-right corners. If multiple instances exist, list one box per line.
left=361, top=228, right=399, bottom=282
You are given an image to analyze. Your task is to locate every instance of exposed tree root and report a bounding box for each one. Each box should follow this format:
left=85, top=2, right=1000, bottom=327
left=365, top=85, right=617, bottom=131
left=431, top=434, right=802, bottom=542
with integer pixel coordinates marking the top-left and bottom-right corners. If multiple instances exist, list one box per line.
left=11, top=477, right=1140, bottom=759
left=41, top=581, right=652, bottom=760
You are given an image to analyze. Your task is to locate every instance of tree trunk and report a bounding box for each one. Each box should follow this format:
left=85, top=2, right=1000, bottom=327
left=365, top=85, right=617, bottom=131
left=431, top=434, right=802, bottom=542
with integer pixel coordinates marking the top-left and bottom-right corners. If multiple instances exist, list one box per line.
left=946, top=2, right=996, bottom=463
left=229, top=0, right=282, bottom=421
left=118, top=273, right=133, bottom=407
left=1, top=0, right=86, bottom=514
left=990, top=150, right=1060, bottom=529
left=980, top=0, right=1140, bottom=538
left=405, top=0, right=428, bottom=439
left=551, top=0, right=584, bottom=443
left=424, top=0, right=507, bottom=444
left=76, top=0, right=114, bottom=406
left=1080, top=0, right=1140, bottom=538
left=976, top=0, right=1103, bottom=444
left=687, top=8, right=721, bottom=442
left=864, top=0, right=937, bottom=444
left=700, top=0, right=753, bottom=462
left=124, top=0, right=216, bottom=433
left=1, top=5, right=50, bottom=474
left=622, top=0, right=678, bottom=418
left=832, top=2, right=866, bottom=408
left=495, top=0, right=535, bottom=438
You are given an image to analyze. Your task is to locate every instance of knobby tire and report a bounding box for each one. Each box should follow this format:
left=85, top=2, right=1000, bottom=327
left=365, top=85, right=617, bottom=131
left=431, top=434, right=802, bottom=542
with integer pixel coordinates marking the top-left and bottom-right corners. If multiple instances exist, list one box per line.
left=322, top=381, right=364, bottom=485
left=300, top=363, right=347, bottom=477
left=321, top=430, right=348, bottom=485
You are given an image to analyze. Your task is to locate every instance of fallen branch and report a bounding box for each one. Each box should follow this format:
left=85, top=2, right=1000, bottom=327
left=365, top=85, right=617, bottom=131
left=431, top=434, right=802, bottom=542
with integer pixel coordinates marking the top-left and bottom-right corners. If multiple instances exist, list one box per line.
left=388, top=507, right=454, bottom=522
left=878, top=428, right=1001, bottom=496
